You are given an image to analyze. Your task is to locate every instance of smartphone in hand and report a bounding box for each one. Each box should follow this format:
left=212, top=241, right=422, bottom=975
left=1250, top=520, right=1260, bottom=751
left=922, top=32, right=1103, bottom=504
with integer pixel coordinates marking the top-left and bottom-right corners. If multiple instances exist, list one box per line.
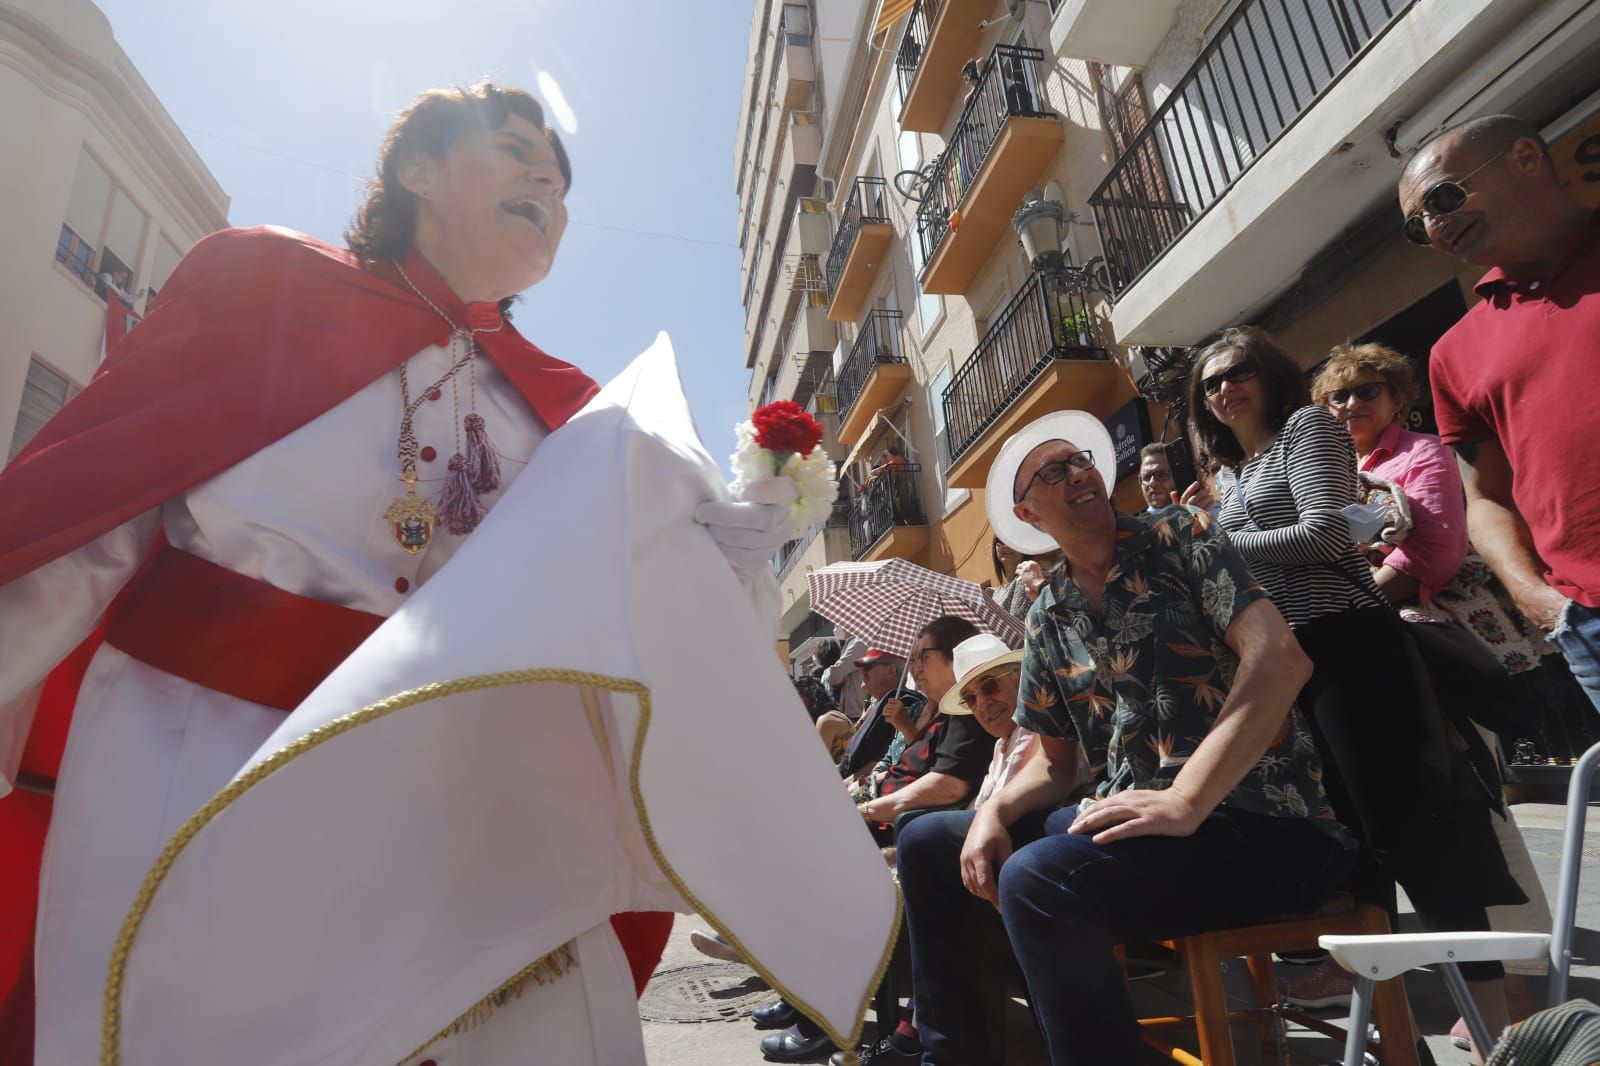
left=1163, top=437, right=1197, bottom=495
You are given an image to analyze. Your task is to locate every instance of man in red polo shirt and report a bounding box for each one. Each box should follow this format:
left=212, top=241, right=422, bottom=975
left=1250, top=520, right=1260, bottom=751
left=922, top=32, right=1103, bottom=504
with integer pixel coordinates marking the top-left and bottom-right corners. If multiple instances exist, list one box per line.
left=1402, top=113, right=1600, bottom=709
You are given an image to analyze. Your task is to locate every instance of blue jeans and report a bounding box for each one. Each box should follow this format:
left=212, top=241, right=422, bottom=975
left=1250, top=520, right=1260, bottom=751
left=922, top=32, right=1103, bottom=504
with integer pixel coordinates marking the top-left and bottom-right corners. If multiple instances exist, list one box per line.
left=1552, top=599, right=1600, bottom=714
left=896, top=804, right=1353, bottom=1066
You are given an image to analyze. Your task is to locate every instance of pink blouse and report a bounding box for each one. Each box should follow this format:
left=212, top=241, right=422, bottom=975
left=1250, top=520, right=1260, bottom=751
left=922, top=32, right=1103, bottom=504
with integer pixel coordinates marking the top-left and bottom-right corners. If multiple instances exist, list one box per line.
left=1360, top=422, right=1467, bottom=602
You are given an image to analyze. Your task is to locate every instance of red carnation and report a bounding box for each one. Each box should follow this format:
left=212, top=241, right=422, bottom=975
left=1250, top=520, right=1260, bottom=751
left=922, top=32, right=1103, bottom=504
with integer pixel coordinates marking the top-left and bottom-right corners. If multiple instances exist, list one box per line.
left=750, top=400, right=824, bottom=457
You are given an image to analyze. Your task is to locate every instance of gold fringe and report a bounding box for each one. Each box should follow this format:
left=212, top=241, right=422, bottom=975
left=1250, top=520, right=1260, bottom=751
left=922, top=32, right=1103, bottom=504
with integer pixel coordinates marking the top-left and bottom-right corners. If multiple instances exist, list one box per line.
left=101, top=667, right=898, bottom=1063
left=397, top=943, right=577, bottom=1062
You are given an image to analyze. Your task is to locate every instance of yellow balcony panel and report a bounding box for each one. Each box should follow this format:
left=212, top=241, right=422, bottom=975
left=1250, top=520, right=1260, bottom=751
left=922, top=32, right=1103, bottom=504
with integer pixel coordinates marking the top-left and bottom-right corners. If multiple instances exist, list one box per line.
left=945, top=360, right=1135, bottom=490
left=826, top=221, right=894, bottom=323
left=921, top=115, right=1064, bottom=295
left=858, top=523, right=930, bottom=564
left=838, top=362, right=912, bottom=445
left=897, top=0, right=991, bottom=134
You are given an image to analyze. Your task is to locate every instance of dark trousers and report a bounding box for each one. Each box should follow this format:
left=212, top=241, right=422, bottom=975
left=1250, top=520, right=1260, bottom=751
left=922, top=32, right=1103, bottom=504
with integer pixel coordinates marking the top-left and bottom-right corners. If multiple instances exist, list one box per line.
left=1295, top=606, right=1516, bottom=979
left=897, top=805, right=1352, bottom=1066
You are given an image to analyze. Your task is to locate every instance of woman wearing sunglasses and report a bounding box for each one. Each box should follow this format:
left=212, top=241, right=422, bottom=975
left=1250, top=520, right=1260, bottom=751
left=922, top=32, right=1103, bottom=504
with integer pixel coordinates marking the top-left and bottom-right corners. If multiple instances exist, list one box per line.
left=1189, top=327, right=1523, bottom=1061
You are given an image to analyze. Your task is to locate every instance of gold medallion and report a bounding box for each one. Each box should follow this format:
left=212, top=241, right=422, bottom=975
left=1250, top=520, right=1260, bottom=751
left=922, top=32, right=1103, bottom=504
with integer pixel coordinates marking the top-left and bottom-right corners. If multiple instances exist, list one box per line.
left=385, top=468, right=436, bottom=555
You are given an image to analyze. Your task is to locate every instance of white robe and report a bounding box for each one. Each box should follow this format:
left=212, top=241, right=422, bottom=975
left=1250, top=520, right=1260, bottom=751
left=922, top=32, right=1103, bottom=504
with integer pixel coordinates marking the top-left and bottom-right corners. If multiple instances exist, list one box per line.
left=0, top=340, right=642, bottom=1065
left=3, top=336, right=899, bottom=1066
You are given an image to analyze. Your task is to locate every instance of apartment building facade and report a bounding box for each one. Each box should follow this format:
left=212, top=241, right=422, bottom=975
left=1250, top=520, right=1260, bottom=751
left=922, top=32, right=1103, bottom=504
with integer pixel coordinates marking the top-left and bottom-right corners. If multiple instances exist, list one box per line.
left=0, top=0, right=230, bottom=462
left=737, top=0, right=1600, bottom=663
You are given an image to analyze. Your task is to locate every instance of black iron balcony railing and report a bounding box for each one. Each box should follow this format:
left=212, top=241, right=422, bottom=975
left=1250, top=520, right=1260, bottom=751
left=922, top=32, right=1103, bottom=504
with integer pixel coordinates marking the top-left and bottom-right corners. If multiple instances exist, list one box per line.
left=777, top=494, right=852, bottom=579
left=894, top=0, right=940, bottom=106
left=825, top=177, right=891, bottom=299
left=915, top=44, right=1051, bottom=264
left=833, top=308, right=905, bottom=424
left=849, top=464, right=926, bottom=559
left=942, top=274, right=1110, bottom=465
left=1088, top=0, right=1412, bottom=294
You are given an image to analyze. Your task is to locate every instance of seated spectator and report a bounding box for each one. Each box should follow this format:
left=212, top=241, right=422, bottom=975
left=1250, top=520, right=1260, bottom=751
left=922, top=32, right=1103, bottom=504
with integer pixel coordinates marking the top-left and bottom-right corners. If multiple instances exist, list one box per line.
left=791, top=673, right=852, bottom=762
left=938, top=633, right=1037, bottom=812
left=896, top=409, right=1352, bottom=1065
left=837, top=648, right=917, bottom=785
left=760, top=616, right=991, bottom=1064
left=855, top=617, right=993, bottom=826
left=989, top=536, right=1053, bottom=620
left=1137, top=443, right=1177, bottom=511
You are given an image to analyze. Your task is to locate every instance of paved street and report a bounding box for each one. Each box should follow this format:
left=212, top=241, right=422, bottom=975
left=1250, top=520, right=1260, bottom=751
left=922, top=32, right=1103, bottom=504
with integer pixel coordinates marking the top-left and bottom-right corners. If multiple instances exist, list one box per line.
left=641, top=801, right=1600, bottom=1065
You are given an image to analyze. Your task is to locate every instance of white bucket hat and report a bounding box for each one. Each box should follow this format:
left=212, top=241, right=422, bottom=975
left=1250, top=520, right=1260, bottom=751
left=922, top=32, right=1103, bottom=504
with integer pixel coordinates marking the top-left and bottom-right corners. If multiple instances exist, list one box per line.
left=939, top=633, right=1026, bottom=716
left=985, top=410, right=1116, bottom=556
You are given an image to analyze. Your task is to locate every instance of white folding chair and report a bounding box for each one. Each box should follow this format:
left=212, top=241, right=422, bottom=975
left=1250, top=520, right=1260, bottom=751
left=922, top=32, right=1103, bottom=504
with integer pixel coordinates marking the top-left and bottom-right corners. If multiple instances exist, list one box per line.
left=1319, top=740, right=1600, bottom=1066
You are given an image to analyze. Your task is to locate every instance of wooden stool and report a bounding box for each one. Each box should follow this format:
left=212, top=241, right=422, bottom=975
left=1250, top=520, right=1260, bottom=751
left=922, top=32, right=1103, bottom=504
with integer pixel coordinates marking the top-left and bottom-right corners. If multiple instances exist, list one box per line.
left=1134, top=899, right=1419, bottom=1065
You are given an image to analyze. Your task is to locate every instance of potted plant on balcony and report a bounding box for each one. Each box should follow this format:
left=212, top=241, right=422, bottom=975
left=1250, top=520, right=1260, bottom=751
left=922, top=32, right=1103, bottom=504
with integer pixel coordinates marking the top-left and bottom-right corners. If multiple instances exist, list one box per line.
left=1055, top=310, right=1094, bottom=350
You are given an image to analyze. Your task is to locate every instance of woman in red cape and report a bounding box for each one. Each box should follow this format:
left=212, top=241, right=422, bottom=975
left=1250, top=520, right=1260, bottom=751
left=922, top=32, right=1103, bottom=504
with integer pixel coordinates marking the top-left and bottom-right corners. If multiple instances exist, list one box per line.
left=0, top=83, right=682, bottom=1065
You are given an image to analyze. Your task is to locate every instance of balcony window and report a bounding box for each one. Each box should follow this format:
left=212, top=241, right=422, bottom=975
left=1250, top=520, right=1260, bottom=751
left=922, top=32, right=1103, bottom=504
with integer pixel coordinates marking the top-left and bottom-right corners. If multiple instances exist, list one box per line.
left=9, top=358, right=81, bottom=462
left=57, top=147, right=150, bottom=301
left=1088, top=0, right=1412, bottom=293
left=913, top=44, right=1051, bottom=265
left=834, top=308, right=905, bottom=425
left=849, top=462, right=927, bottom=559
left=825, top=177, right=892, bottom=300
left=943, top=274, right=1109, bottom=465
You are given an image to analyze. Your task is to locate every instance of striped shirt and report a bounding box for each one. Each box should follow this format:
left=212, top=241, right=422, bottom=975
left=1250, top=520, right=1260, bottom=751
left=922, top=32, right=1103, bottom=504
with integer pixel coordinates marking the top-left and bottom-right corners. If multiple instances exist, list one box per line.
left=1216, top=405, right=1381, bottom=629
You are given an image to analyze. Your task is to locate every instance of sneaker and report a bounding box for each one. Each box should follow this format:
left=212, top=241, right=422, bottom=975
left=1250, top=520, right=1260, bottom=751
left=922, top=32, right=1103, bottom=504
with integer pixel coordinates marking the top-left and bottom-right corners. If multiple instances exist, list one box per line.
left=688, top=928, right=743, bottom=963
left=830, top=1035, right=920, bottom=1064
left=1279, top=957, right=1355, bottom=1009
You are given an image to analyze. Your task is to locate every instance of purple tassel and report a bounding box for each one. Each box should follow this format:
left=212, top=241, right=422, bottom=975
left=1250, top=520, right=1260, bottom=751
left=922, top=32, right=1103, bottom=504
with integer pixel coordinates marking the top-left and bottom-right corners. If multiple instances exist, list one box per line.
left=435, top=453, right=485, bottom=534
left=463, top=412, right=501, bottom=493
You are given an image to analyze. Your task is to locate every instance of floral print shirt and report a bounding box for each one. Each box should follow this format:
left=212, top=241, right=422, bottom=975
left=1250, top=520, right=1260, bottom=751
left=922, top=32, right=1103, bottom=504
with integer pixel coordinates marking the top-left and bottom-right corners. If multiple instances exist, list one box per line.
left=1014, top=508, right=1345, bottom=836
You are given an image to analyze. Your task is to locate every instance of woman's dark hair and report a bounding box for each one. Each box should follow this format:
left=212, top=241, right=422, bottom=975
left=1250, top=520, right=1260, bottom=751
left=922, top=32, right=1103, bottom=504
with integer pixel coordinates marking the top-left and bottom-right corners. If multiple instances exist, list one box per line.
left=814, top=638, right=842, bottom=670
left=1186, top=326, right=1310, bottom=468
left=346, top=80, right=572, bottom=304
left=917, top=615, right=980, bottom=660
left=991, top=536, right=1017, bottom=584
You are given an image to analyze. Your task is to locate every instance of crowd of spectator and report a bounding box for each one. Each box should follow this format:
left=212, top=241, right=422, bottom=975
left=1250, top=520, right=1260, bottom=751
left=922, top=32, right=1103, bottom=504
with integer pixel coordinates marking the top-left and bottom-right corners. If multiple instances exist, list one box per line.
left=722, top=113, right=1598, bottom=1066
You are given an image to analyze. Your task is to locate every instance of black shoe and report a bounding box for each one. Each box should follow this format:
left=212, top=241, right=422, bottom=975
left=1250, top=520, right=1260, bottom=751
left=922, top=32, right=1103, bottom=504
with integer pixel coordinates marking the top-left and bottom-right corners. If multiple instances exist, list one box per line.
left=752, top=998, right=799, bottom=1030
left=839, top=1034, right=921, bottom=1064
left=760, top=1021, right=837, bottom=1062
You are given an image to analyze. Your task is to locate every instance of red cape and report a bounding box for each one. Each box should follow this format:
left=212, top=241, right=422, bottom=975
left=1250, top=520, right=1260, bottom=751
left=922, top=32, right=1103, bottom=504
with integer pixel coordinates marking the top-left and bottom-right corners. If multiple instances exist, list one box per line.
left=0, top=228, right=667, bottom=1061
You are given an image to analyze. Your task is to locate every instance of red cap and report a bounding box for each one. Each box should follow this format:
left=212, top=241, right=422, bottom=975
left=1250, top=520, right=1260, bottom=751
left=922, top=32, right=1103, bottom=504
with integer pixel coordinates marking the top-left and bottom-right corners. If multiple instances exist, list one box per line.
left=853, top=648, right=900, bottom=668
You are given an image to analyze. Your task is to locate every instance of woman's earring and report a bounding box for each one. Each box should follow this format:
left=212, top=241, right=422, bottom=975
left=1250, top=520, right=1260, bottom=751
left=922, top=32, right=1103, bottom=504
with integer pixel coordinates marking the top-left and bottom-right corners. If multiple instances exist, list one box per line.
left=419, top=191, right=431, bottom=200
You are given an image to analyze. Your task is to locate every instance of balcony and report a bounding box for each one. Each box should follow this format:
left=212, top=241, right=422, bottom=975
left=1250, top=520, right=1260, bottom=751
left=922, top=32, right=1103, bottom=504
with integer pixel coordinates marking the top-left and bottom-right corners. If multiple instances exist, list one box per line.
left=1078, top=0, right=1554, bottom=345
left=834, top=309, right=910, bottom=446
left=774, top=4, right=815, bottom=110
left=1049, top=0, right=1185, bottom=68
left=849, top=463, right=929, bottom=562
left=895, top=0, right=992, bottom=133
left=942, top=274, right=1133, bottom=490
left=825, top=177, right=895, bottom=324
left=915, top=46, right=1063, bottom=295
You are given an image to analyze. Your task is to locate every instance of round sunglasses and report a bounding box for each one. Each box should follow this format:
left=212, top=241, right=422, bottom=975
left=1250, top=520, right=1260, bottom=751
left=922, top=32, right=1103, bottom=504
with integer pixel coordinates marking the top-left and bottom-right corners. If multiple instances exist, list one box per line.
left=1200, top=360, right=1259, bottom=397
left=958, top=667, right=1018, bottom=711
left=1325, top=381, right=1389, bottom=406
left=1402, top=150, right=1506, bottom=246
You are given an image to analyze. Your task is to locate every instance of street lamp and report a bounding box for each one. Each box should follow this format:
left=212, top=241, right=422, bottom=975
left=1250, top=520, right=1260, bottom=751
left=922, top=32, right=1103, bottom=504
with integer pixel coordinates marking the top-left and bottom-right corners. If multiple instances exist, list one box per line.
left=1011, top=186, right=1112, bottom=296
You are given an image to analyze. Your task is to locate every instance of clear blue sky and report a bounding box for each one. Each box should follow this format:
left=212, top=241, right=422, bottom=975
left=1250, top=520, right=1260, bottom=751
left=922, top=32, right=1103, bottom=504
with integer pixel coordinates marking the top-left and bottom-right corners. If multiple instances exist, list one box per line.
left=98, top=0, right=755, bottom=473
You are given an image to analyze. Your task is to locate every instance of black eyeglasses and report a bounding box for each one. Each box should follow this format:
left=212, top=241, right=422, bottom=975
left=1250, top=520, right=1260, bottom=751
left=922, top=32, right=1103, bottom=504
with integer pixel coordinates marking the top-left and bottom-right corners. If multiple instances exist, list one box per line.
left=1325, top=381, right=1389, bottom=406
left=911, top=647, right=946, bottom=665
left=1013, top=450, right=1096, bottom=503
left=958, top=668, right=1018, bottom=711
left=1402, top=150, right=1507, bottom=246
left=1200, top=360, right=1259, bottom=397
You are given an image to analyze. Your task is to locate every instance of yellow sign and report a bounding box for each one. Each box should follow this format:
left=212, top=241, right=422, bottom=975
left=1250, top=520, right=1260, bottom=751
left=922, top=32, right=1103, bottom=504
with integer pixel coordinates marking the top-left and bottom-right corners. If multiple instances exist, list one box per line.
left=1552, top=109, right=1600, bottom=209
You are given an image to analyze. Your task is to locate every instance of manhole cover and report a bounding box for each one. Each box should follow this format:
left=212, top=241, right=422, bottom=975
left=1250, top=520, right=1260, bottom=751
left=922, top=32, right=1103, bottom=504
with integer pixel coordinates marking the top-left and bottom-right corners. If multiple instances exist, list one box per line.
left=639, top=961, right=772, bottom=1023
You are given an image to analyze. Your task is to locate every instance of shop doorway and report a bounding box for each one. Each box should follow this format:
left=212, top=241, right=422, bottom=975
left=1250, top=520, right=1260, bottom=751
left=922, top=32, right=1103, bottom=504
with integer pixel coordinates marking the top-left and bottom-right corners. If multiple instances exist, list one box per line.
left=1353, top=281, right=1469, bottom=435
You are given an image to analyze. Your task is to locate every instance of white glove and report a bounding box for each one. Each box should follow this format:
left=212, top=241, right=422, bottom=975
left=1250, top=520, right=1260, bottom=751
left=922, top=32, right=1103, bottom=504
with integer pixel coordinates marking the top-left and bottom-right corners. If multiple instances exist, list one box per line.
left=695, top=477, right=798, bottom=577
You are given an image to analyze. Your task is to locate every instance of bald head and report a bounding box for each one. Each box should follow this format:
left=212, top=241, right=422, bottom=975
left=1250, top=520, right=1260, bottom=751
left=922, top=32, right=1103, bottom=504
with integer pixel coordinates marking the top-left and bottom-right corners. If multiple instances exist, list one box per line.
left=1398, top=113, right=1584, bottom=271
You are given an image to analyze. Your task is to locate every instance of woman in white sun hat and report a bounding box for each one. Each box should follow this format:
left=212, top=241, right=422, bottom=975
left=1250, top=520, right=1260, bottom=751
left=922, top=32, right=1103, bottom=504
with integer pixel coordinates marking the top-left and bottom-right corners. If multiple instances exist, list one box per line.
left=940, top=633, right=1036, bottom=812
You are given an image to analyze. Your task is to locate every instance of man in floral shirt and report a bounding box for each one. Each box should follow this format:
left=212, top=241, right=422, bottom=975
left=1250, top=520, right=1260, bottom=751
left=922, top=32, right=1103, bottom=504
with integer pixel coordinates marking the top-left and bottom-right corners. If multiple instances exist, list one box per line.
left=895, top=412, right=1352, bottom=1066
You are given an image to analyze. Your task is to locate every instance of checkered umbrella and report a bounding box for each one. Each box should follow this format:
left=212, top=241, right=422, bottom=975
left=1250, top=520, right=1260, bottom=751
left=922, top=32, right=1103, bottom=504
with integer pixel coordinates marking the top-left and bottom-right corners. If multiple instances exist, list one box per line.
left=805, top=558, right=1027, bottom=659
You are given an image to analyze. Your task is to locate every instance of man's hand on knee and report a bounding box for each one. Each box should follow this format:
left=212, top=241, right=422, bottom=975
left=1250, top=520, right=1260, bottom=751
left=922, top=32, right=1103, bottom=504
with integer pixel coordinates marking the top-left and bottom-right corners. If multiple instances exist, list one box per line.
left=1068, top=788, right=1203, bottom=844
left=960, top=808, right=1012, bottom=909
